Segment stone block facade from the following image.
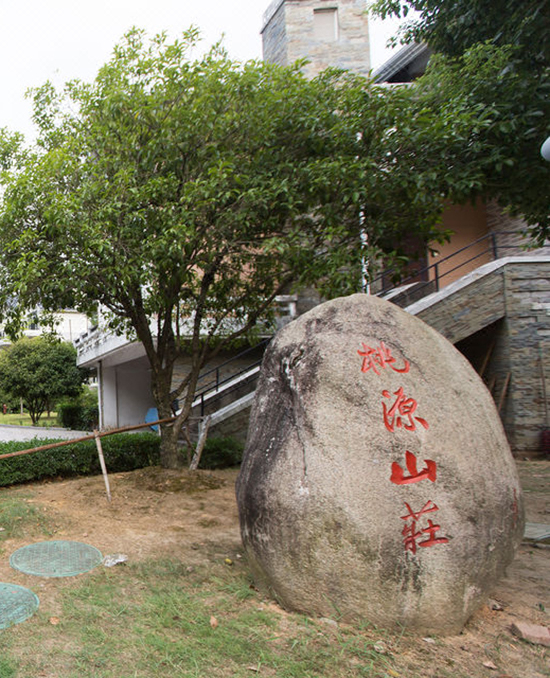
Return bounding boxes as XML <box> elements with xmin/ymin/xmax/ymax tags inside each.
<box><xmin>409</xmin><ymin>259</ymin><xmax>550</xmax><ymax>457</ymax></box>
<box><xmin>502</xmin><ymin>263</ymin><xmax>550</xmax><ymax>455</ymax></box>
<box><xmin>262</xmin><ymin>0</ymin><xmax>370</xmax><ymax>78</ymax></box>
<box><xmin>209</xmin><ymin>405</ymin><xmax>252</xmax><ymax>444</ymax></box>
<box><xmin>487</xmin><ymin>201</ymin><xmax>550</xmax><ymax>258</ymax></box>
<box><xmin>411</xmin><ymin>269</ymin><xmax>506</xmax><ymax>346</ymax></box>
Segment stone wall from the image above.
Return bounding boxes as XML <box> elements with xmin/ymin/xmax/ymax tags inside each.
<box><xmin>261</xmin><ymin>0</ymin><xmax>288</xmax><ymax>66</ymax></box>
<box><xmin>171</xmin><ymin>342</ymin><xmax>268</xmax><ymax>441</ymax></box>
<box><xmin>486</xmin><ymin>201</ymin><xmax>550</xmax><ymax>257</ymax></box>
<box><xmin>502</xmin><ymin>262</ymin><xmax>550</xmax><ymax>454</ymax></box>
<box><xmin>408</xmin><ymin>259</ymin><xmax>550</xmax><ymax>456</ymax></box>
<box><xmin>171</xmin><ymin>343</ymin><xmax>267</xmax><ymax>401</ymax></box>
<box><xmin>209</xmin><ymin>404</ymin><xmax>252</xmax><ymax>444</ymax></box>
<box><xmin>410</xmin><ymin>264</ymin><xmax>507</xmax><ymax>345</ymax></box>
<box><xmin>262</xmin><ymin>0</ymin><xmax>370</xmax><ymax>78</ymax></box>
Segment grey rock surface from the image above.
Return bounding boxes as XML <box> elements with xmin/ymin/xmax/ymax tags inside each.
<box><xmin>236</xmin><ymin>294</ymin><xmax>524</xmax><ymax>635</ymax></box>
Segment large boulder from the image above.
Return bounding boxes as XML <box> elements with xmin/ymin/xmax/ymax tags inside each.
<box><xmin>236</xmin><ymin>294</ymin><xmax>524</xmax><ymax>635</ymax></box>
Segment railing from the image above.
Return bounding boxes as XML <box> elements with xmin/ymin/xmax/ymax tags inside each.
<box><xmin>189</xmin><ymin>338</ymin><xmax>271</xmax><ymax>416</ymax></box>
<box><xmin>370</xmin><ymin>231</ymin><xmax>539</xmax><ymax>307</ymax></box>
<box><xmin>194</xmin><ymin>367</ymin><xmax>261</xmax><ymax>418</ymax></box>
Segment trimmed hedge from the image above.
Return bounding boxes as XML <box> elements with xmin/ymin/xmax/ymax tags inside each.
<box><xmin>57</xmin><ymin>402</ymin><xmax>99</xmax><ymax>431</ymax></box>
<box><xmin>199</xmin><ymin>436</ymin><xmax>244</xmax><ymax>469</ymax></box>
<box><xmin>0</xmin><ymin>433</ymin><xmax>161</xmax><ymax>487</ymax></box>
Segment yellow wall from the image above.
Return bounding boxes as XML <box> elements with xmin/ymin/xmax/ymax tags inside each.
<box><xmin>428</xmin><ymin>202</ymin><xmax>490</xmax><ymax>288</ymax></box>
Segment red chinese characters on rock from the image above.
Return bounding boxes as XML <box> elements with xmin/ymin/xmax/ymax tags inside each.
<box><xmin>357</xmin><ymin>341</ymin><xmax>410</xmax><ymax>376</ymax></box>
<box><xmin>390</xmin><ymin>450</ymin><xmax>436</xmax><ymax>485</ymax></box>
<box><xmin>382</xmin><ymin>387</ymin><xmax>429</xmax><ymax>433</ymax></box>
<box><xmin>401</xmin><ymin>501</ymin><xmax>449</xmax><ymax>555</ymax></box>
<box><xmin>357</xmin><ymin>339</ymin><xmax>449</xmax><ymax>555</ymax></box>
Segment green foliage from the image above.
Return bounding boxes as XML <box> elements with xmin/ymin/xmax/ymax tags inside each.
<box><xmin>370</xmin><ymin>0</ymin><xmax>549</xmax><ymax>62</ymax></box>
<box><xmin>0</xmin><ymin>388</ymin><xmax>20</xmax><ymax>415</ymax></box>
<box><xmin>0</xmin><ymin>337</ymin><xmax>86</xmax><ymax>425</ymax></box>
<box><xmin>370</xmin><ymin>0</ymin><xmax>550</xmax><ymax>243</ymax></box>
<box><xmin>413</xmin><ymin>43</ymin><xmax>550</xmax><ymax>242</ymax></box>
<box><xmin>57</xmin><ymin>388</ymin><xmax>99</xmax><ymax>430</ymax></box>
<box><xmin>0</xmin><ymin>28</ymin><xmax>531</xmax><ymax>465</ymax></box>
<box><xmin>0</xmin><ymin>433</ymin><xmax>160</xmax><ymax>487</ymax></box>
<box><xmin>198</xmin><ymin>435</ymin><xmax>244</xmax><ymax>469</ymax></box>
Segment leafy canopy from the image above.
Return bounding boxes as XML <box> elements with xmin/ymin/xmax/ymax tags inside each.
<box><xmin>371</xmin><ymin>0</ymin><xmax>549</xmax><ymax>63</ymax></box>
<box><xmin>371</xmin><ymin>0</ymin><xmax>550</xmax><ymax>244</ymax></box>
<box><xmin>0</xmin><ymin>28</ymin><xmax>514</xmax><ymax>465</ymax></box>
<box><xmin>0</xmin><ymin>337</ymin><xmax>86</xmax><ymax>425</ymax></box>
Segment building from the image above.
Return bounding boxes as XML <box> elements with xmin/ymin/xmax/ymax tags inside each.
<box><xmin>75</xmin><ymin>0</ymin><xmax>549</xmax><ymax>457</ymax></box>
<box><xmin>0</xmin><ymin>309</ymin><xmax>92</xmax><ymax>347</ymax></box>
<box><xmin>261</xmin><ymin>0</ymin><xmax>550</xmax><ymax>456</ymax></box>
<box><xmin>262</xmin><ymin>0</ymin><xmax>371</xmax><ymax>78</ymax></box>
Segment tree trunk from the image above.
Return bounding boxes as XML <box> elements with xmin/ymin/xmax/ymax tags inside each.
<box><xmin>146</xmin><ymin>322</ymin><xmax>206</xmax><ymax>469</ymax></box>
<box><xmin>159</xmin><ymin>423</ymin><xmax>184</xmax><ymax>469</ymax></box>
<box><xmin>150</xmin><ymin>362</ymin><xmax>183</xmax><ymax>468</ymax></box>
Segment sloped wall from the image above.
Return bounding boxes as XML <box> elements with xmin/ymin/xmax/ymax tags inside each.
<box><xmin>410</xmin><ymin>259</ymin><xmax>550</xmax><ymax>456</ymax></box>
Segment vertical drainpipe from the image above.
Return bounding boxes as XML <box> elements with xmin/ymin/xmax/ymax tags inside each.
<box><xmin>97</xmin><ymin>360</ymin><xmax>104</xmax><ymax>430</ymax></box>
<box><xmin>357</xmin><ymin>130</ymin><xmax>370</xmax><ymax>294</ymax></box>
<box><xmin>360</xmin><ymin>217</ymin><xmax>370</xmax><ymax>294</ymax></box>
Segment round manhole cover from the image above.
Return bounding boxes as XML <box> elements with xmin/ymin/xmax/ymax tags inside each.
<box><xmin>0</xmin><ymin>583</ymin><xmax>39</xmax><ymax>629</ymax></box>
<box><xmin>10</xmin><ymin>540</ymin><xmax>103</xmax><ymax>578</ymax></box>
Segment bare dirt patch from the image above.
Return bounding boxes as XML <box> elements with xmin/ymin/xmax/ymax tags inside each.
<box><xmin>0</xmin><ymin>460</ymin><xmax>548</xmax><ymax>678</ymax></box>
<box><xmin>2</xmin><ymin>466</ymin><xmax>241</xmax><ymax>564</ymax></box>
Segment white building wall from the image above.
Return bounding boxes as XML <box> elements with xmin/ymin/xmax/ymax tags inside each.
<box><xmin>99</xmin><ymin>358</ymin><xmax>154</xmax><ymax>430</ymax></box>
<box><xmin>53</xmin><ymin>311</ymin><xmax>92</xmax><ymax>343</ymax></box>
<box><xmin>100</xmin><ymin>364</ymin><xmax>119</xmax><ymax>429</ymax></box>
<box><xmin>4</xmin><ymin>310</ymin><xmax>92</xmax><ymax>345</ymax></box>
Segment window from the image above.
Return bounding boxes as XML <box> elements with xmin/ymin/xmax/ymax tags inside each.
<box><xmin>313</xmin><ymin>8</ymin><xmax>338</xmax><ymax>41</ymax></box>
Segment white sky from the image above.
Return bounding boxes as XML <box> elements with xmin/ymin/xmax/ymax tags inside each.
<box><xmin>0</xmin><ymin>0</ymin><xmax>401</xmax><ymax>141</ymax></box>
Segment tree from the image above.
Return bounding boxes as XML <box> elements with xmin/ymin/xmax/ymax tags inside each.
<box><xmin>0</xmin><ymin>337</ymin><xmax>86</xmax><ymax>424</ymax></box>
<box><xmin>371</xmin><ymin>0</ymin><xmax>550</xmax><ymax>244</ymax></box>
<box><xmin>371</xmin><ymin>0</ymin><xmax>549</xmax><ymax>62</ymax></box>
<box><xmin>0</xmin><ymin>29</ymin><xmax>509</xmax><ymax>467</ymax></box>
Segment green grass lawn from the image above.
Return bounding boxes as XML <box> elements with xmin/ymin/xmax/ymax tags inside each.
<box><xmin>0</xmin><ymin>547</ymin><xmax>393</xmax><ymax>678</ymax></box>
<box><xmin>0</xmin><ymin>412</ymin><xmax>59</xmax><ymax>427</ymax></box>
<box><xmin>0</xmin><ymin>493</ymin><xmax>395</xmax><ymax>678</ymax></box>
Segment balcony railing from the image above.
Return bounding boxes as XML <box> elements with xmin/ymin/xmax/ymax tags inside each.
<box><xmin>371</xmin><ymin>231</ymin><xmax>544</xmax><ymax>308</ymax></box>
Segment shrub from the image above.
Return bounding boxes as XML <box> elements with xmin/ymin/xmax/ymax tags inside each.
<box><xmin>57</xmin><ymin>402</ymin><xmax>99</xmax><ymax>430</ymax></box>
<box><xmin>57</xmin><ymin>389</ymin><xmax>99</xmax><ymax>430</ymax></box>
<box><xmin>0</xmin><ymin>433</ymin><xmax>161</xmax><ymax>487</ymax></box>
<box><xmin>199</xmin><ymin>436</ymin><xmax>244</xmax><ymax>469</ymax></box>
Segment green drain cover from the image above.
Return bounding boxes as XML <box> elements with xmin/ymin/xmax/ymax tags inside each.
<box><xmin>10</xmin><ymin>540</ymin><xmax>103</xmax><ymax>578</ymax></box>
<box><xmin>0</xmin><ymin>583</ymin><xmax>39</xmax><ymax>629</ymax></box>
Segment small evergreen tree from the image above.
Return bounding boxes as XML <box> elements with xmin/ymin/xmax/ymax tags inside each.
<box><xmin>0</xmin><ymin>337</ymin><xmax>86</xmax><ymax>424</ymax></box>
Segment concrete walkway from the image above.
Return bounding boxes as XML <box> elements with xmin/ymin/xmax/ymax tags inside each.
<box><xmin>0</xmin><ymin>424</ymin><xmax>91</xmax><ymax>443</ymax></box>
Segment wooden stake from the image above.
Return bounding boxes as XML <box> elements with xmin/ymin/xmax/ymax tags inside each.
<box><xmin>479</xmin><ymin>340</ymin><xmax>495</xmax><ymax>379</ymax></box>
<box><xmin>189</xmin><ymin>415</ymin><xmax>212</xmax><ymax>471</ymax></box>
<box><xmin>498</xmin><ymin>373</ymin><xmax>511</xmax><ymax>413</ymax></box>
<box><xmin>94</xmin><ymin>429</ymin><xmax>112</xmax><ymax>502</ymax></box>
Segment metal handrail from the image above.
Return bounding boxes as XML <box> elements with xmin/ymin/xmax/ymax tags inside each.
<box><xmin>371</xmin><ymin>231</ymin><xmax>529</xmax><ymax>300</ymax></box>
<box><xmin>186</xmin><ymin>232</ymin><xmax>535</xmax><ymax>412</ymax></box>
<box><xmin>195</xmin><ymin>366</ymin><xmax>262</xmax><ymax>417</ymax></box>
<box><xmin>194</xmin><ymin>338</ymin><xmax>270</xmax><ymax>398</ymax></box>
